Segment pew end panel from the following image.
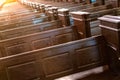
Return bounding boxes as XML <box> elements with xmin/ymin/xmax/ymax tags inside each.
<box><xmin>71</xmin><ymin>11</ymin><xmax>91</xmax><ymax>38</ymax></box>
<box><xmin>99</xmin><ymin>16</ymin><xmax>120</xmax><ymax>55</ymax></box>
<box><xmin>58</xmin><ymin>8</ymin><xmax>71</xmax><ymax>26</ymax></box>
<box><xmin>47</xmin><ymin>7</ymin><xmax>59</xmax><ymax>21</ymax></box>
<box><xmin>99</xmin><ymin>15</ymin><xmax>120</xmax><ymax>74</ymax></box>
<box><xmin>71</xmin><ymin>7</ymin><xmax>118</xmax><ymax>39</ymax></box>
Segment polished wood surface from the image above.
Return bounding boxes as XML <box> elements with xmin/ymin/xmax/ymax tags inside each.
<box><xmin>0</xmin><ymin>20</ymin><xmax>62</xmax><ymax>40</ymax></box>
<box><xmin>0</xmin><ymin>0</ymin><xmax>120</xmax><ymax>80</ymax></box>
<box><xmin>0</xmin><ymin>36</ymin><xmax>110</xmax><ymax>80</ymax></box>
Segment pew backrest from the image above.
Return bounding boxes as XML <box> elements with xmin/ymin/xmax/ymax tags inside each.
<box><xmin>0</xmin><ymin>20</ymin><xmax>62</xmax><ymax>40</ymax></box>
<box><xmin>81</xmin><ymin>4</ymin><xmax>113</xmax><ymax>13</ymax></box>
<box><xmin>0</xmin><ymin>36</ymin><xmax>108</xmax><ymax>80</ymax></box>
<box><xmin>0</xmin><ymin>26</ymin><xmax>78</xmax><ymax>57</ymax></box>
<box><xmin>89</xmin><ymin>8</ymin><xmax>117</xmax><ymax>21</ymax></box>
<box><xmin>0</xmin><ymin>11</ymin><xmax>41</xmax><ymax>22</ymax></box>
<box><xmin>0</xmin><ymin>16</ymin><xmax>49</xmax><ymax>30</ymax></box>
<box><xmin>68</xmin><ymin>4</ymin><xmax>96</xmax><ymax>12</ymax></box>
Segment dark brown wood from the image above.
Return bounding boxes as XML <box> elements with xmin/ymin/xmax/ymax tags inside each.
<box><xmin>86</xmin><ymin>0</ymin><xmax>91</xmax><ymax>4</ymax></box>
<box><xmin>0</xmin><ymin>20</ymin><xmax>62</xmax><ymax>40</ymax></box>
<box><xmin>96</xmin><ymin>0</ymin><xmax>105</xmax><ymax>5</ymax></box>
<box><xmin>0</xmin><ymin>36</ymin><xmax>108</xmax><ymax>80</ymax></box>
<box><xmin>58</xmin><ymin>8</ymin><xmax>70</xmax><ymax>26</ymax></box>
<box><xmin>81</xmin><ymin>4</ymin><xmax>113</xmax><ymax>12</ymax></box>
<box><xmin>70</xmin><ymin>5</ymin><xmax>116</xmax><ymax>39</ymax></box>
<box><xmin>117</xmin><ymin>0</ymin><xmax>120</xmax><ymax>7</ymax></box>
<box><xmin>0</xmin><ymin>26</ymin><xmax>78</xmax><ymax>57</ymax></box>
<box><xmin>0</xmin><ymin>10</ymin><xmax>36</xmax><ymax>20</ymax></box>
<box><xmin>48</xmin><ymin>7</ymin><xmax>59</xmax><ymax>20</ymax></box>
<box><xmin>0</xmin><ymin>16</ymin><xmax>49</xmax><ymax>31</ymax></box>
<box><xmin>40</xmin><ymin>4</ymin><xmax>46</xmax><ymax>13</ymax></box>
<box><xmin>22</xmin><ymin>0</ymin><xmax>83</xmax><ymax>8</ymax></box>
<box><xmin>71</xmin><ymin>11</ymin><xmax>91</xmax><ymax>38</ymax></box>
<box><xmin>99</xmin><ymin>15</ymin><xmax>120</xmax><ymax>74</ymax></box>
<box><xmin>5</xmin><ymin>1</ymin><xmax>119</xmax><ymax>80</ymax></box>
<box><xmin>99</xmin><ymin>15</ymin><xmax>120</xmax><ymax>55</ymax></box>
<box><xmin>68</xmin><ymin>3</ymin><xmax>99</xmax><ymax>12</ymax></box>
<box><xmin>0</xmin><ymin>12</ymin><xmax>43</xmax><ymax>24</ymax></box>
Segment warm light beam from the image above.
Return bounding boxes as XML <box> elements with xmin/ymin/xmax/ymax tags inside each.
<box><xmin>0</xmin><ymin>0</ymin><xmax>6</xmax><ymax>5</ymax></box>
<box><xmin>5</xmin><ymin>0</ymin><xmax>16</xmax><ymax>3</ymax></box>
<box><xmin>0</xmin><ymin>0</ymin><xmax>16</xmax><ymax>7</ymax></box>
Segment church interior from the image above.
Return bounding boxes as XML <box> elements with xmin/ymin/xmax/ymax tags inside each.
<box><xmin>0</xmin><ymin>0</ymin><xmax>120</xmax><ymax>80</ymax></box>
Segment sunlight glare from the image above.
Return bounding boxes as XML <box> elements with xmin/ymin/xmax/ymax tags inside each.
<box><xmin>0</xmin><ymin>0</ymin><xmax>6</xmax><ymax>5</ymax></box>
<box><xmin>0</xmin><ymin>0</ymin><xmax>16</xmax><ymax>5</ymax></box>
<box><xmin>5</xmin><ymin>0</ymin><xmax>16</xmax><ymax>3</ymax></box>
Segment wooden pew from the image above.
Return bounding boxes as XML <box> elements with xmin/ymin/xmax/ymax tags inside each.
<box><xmin>17</xmin><ymin>1</ymin><xmax>116</xmax><ymax>40</ymax></box>
<box><xmin>0</xmin><ymin>12</ymin><xmax>44</xmax><ymax>23</ymax></box>
<box><xmin>67</xmin><ymin>2</ymin><xmax>99</xmax><ymax>12</ymax></box>
<box><xmin>33</xmin><ymin>1</ymin><xmax>97</xmax><ymax>12</ymax></box>
<box><xmin>57</xmin><ymin>3</ymin><xmax>99</xmax><ymax>26</ymax></box>
<box><xmin>0</xmin><ymin>9</ymin><xmax>31</xmax><ymax>17</ymax></box>
<box><xmin>0</xmin><ymin>6</ymin><xmax>62</xmax><ymax>31</ymax></box>
<box><xmin>56</xmin><ymin>4</ymin><xmax>115</xmax><ymax>37</ymax></box>
<box><xmin>81</xmin><ymin>4</ymin><xmax>113</xmax><ymax>12</ymax></box>
<box><xmin>0</xmin><ymin>26</ymin><xmax>79</xmax><ymax>57</ymax></box>
<box><xmin>104</xmin><ymin>0</ymin><xmax>120</xmax><ymax>7</ymax></box>
<box><xmin>22</xmin><ymin>0</ymin><xmax>83</xmax><ymax>8</ymax></box>
<box><xmin>0</xmin><ymin>16</ymin><xmax>49</xmax><ymax>30</ymax></box>
<box><xmin>70</xmin><ymin>6</ymin><xmax>116</xmax><ymax>39</ymax></box>
<box><xmin>0</xmin><ymin>20</ymin><xmax>62</xmax><ymax>40</ymax></box>
<box><xmin>21</xmin><ymin>0</ymin><xmax>68</xmax><ymax>7</ymax></box>
<box><xmin>98</xmin><ymin>15</ymin><xmax>120</xmax><ymax>55</ymax></box>
<box><xmin>22</xmin><ymin>2</ymin><xmax>43</xmax><ymax>12</ymax></box>
<box><xmin>57</xmin><ymin>3</ymin><xmax>83</xmax><ymax>8</ymax></box>
<box><xmin>0</xmin><ymin>36</ymin><xmax>112</xmax><ymax>80</ymax></box>
<box><xmin>0</xmin><ymin>2</ymin><xmax>44</xmax><ymax>21</ymax></box>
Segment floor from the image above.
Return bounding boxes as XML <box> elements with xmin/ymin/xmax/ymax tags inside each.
<box><xmin>55</xmin><ymin>66</ymin><xmax>120</xmax><ymax>80</ymax></box>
